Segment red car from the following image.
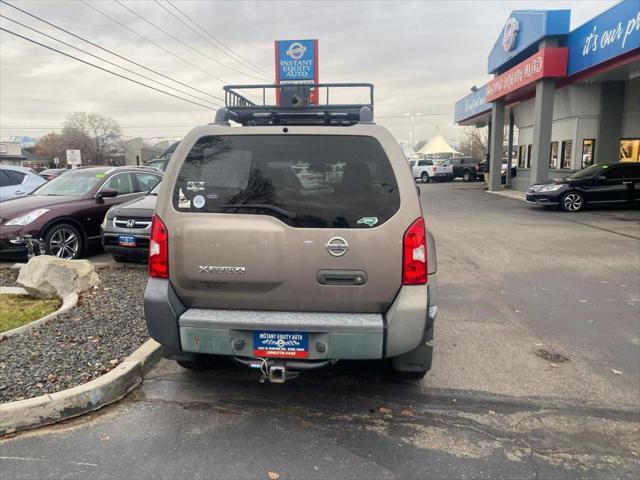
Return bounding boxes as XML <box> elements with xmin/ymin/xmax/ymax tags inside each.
<box><xmin>0</xmin><ymin>166</ymin><xmax>162</xmax><ymax>259</ymax></box>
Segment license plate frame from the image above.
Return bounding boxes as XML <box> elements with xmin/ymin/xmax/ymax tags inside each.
<box><xmin>253</xmin><ymin>331</ymin><xmax>309</xmax><ymax>359</ymax></box>
<box><xmin>117</xmin><ymin>235</ymin><xmax>136</xmax><ymax>247</ymax></box>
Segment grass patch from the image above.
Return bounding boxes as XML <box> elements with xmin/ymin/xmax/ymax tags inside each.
<box><xmin>0</xmin><ymin>294</ymin><xmax>61</xmax><ymax>333</ymax></box>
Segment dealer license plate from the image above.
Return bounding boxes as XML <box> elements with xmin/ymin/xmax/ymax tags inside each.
<box><xmin>253</xmin><ymin>331</ymin><xmax>309</xmax><ymax>359</ymax></box>
<box><xmin>117</xmin><ymin>235</ymin><xmax>136</xmax><ymax>247</ymax></box>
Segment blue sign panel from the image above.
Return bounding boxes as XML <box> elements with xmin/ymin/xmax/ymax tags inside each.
<box><xmin>567</xmin><ymin>0</ymin><xmax>640</xmax><ymax>76</ymax></box>
<box><xmin>488</xmin><ymin>10</ymin><xmax>570</xmax><ymax>74</ymax></box>
<box><xmin>454</xmin><ymin>85</ymin><xmax>491</xmax><ymax>123</ymax></box>
<box><xmin>276</xmin><ymin>39</ymin><xmax>317</xmax><ymax>82</ymax></box>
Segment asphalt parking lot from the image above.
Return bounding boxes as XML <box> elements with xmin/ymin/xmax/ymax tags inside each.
<box><xmin>1</xmin><ymin>183</ymin><xmax>639</xmax><ymax>479</ymax></box>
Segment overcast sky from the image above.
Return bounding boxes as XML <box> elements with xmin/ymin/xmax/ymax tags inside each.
<box><xmin>0</xmin><ymin>0</ymin><xmax>617</xmax><ymax>145</ymax></box>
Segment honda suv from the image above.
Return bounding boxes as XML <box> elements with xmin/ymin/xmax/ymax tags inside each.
<box><xmin>144</xmin><ymin>84</ymin><xmax>438</xmax><ymax>382</ymax></box>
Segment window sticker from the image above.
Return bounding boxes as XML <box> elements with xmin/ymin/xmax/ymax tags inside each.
<box><xmin>357</xmin><ymin>217</ymin><xmax>379</xmax><ymax>227</ymax></box>
<box><xmin>187</xmin><ymin>180</ymin><xmax>205</xmax><ymax>192</ymax></box>
<box><xmin>206</xmin><ymin>192</ymin><xmax>219</xmax><ymax>200</ymax></box>
<box><xmin>96</xmin><ymin>173</ymin><xmax>105</xmax><ymax>179</ymax></box>
<box><xmin>192</xmin><ymin>195</ymin><xmax>206</xmax><ymax>209</ymax></box>
<box><xmin>178</xmin><ymin>188</ymin><xmax>190</xmax><ymax>209</ymax></box>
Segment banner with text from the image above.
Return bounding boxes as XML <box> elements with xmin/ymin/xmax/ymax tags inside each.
<box><xmin>486</xmin><ymin>48</ymin><xmax>568</xmax><ymax>102</ymax></box>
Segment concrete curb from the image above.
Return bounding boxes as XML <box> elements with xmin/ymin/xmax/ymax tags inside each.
<box><xmin>0</xmin><ymin>286</ymin><xmax>28</xmax><ymax>295</ymax></box>
<box><xmin>486</xmin><ymin>190</ymin><xmax>527</xmax><ymax>202</ymax></box>
<box><xmin>0</xmin><ymin>339</ymin><xmax>162</xmax><ymax>435</ymax></box>
<box><xmin>0</xmin><ymin>293</ymin><xmax>78</xmax><ymax>339</ymax></box>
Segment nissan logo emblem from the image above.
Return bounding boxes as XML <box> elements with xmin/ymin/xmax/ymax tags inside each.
<box><xmin>326</xmin><ymin>237</ymin><xmax>349</xmax><ymax>257</ymax></box>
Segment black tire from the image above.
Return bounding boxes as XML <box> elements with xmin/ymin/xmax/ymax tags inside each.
<box><xmin>112</xmin><ymin>255</ymin><xmax>129</xmax><ymax>263</ymax></box>
<box><xmin>392</xmin><ymin>370</ymin><xmax>427</xmax><ymax>380</ymax></box>
<box><xmin>44</xmin><ymin>223</ymin><xmax>83</xmax><ymax>259</ymax></box>
<box><xmin>177</xmin><ymin>360</ymin><xmax>210</xmax><ymax>371</ymax></box>
<box><xmin>421</xmin><ymin>172</ymin><xmax>430</xmax><ymax>184</ymax></box>
<box><xmin>462</xmin><ymin>171</ymin><xmax>472</xmax><ymax>182</ymax></box>
<box><xmin>561</xmin><ymin>191</ymin><xmax>585</xmax><ymax>212</ymax></box>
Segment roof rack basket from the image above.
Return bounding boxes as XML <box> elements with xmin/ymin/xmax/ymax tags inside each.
<box><xmin>215</xmin><ymin>83</ymin><xmax>374</xmax><ymax>126</ymax></box>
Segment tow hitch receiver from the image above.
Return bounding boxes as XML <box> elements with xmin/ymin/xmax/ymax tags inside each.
<box><xmin>240</xmin><ymin>357</ymin><xmax>334</xmax><ymax>383</ymax></box>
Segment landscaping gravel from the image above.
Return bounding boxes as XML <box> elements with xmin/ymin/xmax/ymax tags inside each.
<box><xmin>0</xmin><ymin>267</ymin><xmax>149</xmax><ymax>403</ymax></box>
<box><xmin>0</xmin><ymin>267</ymin><xmax>19</xmax><ymax>287</ymax></box>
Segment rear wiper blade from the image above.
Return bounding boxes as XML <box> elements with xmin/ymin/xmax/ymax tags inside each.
<box><xmin>221</xmin><ymin>203</ymin><xmax>297</xmax><ymax>220</ymax></box>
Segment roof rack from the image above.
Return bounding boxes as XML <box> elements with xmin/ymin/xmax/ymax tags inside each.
<box><xmin>214</xmin><ymin>83</ymin><xmax>374</xmax><ymax>126</ymax></box>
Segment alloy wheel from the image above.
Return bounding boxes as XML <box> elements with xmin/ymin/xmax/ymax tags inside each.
<box><xmin>49</xmin><ymin>228</ymin><xmax>80</xmax><ymax>259</ymax></box>
<box><xmin>563</xmin><ymin>192</ymin><xmax>583</xmax><ymax>212</ymax></box>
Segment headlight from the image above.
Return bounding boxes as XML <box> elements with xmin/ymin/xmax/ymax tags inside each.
<box><xmin>540</xmin><ymin>184</ymin><xmax>565</xmax><ymax>192</ymax></box>
<box><xmin>5</xmin><ymin>208</ymin><xmax>50</xmax><ymax>226</ymax></box>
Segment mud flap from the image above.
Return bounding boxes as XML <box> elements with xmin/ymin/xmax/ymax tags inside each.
<box><xmin>391</xmin><ymin>325</ymin><xmax>433</xmax><ymax>374</ymax></box>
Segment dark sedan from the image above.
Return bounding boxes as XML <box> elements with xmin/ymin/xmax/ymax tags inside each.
<box><xmin>101</xmin><ymin>182</ymin><xmax>158</xmax><ymax>262</ymax></box>
<box><xmin>526</xmin><ymin>162</ymin><xmax>640</xmax><ymax>212</ymax></box>
<box><xmin>39</xmin><ymin>168</ymin><xmax>69</xmax><ymax>181</ymax></box>
<box><xmin>0</xmin><ymin>166</ymin><xmax>162</xmax><ymax>259</ymax></box>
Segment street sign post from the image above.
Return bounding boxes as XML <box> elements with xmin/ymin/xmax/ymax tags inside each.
<box><xmin>66</xmin><ymin>149</ymin><xmax>81</xmax><ymax>168</ymax></box>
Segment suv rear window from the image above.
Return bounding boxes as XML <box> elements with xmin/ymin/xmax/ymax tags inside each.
<box><xmin>173</xmin><ymin>135</ymin><xmax>400</xmax><ymax>228</ymax></box>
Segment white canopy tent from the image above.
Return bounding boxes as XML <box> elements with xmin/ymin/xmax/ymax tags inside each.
<box><xmin>417</xmin><ymin>135</ymin><xmax>461</xmax><ymax>158</ymax></box>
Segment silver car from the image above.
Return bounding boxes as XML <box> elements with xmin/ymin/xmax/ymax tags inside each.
<box><xmin>0</xmin><ymin>166</ymin><xmax>46</xmax><ymax>202</ymax></box>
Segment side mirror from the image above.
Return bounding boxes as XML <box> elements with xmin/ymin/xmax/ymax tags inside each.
<box><xmin>96</xmin><ymin>188</ymin><xmax>118</xmax><ymax>201</ymax></box>
<box><xmin>416</xmin><ymin>185</ymin><xmax>421</xmax><ymax>196</ymax></box>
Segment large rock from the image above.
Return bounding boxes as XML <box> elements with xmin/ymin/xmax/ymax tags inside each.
<box><xmin>17</xmin><ymin>255</ymin><xmax>100</xmax><ymax>299</ymax></box>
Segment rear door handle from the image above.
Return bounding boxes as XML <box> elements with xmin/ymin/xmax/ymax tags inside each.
<box><xmin>317</xmin><ymin>269</ymin><xmax>368</xmax><ymax>285</ymax></box>
<box><xmin>622</xmin><ymin>181</ymin><xmax>632</xmax><ymax>185</ymax></box>
<box><xmin>14</xmin><ymin>190</ymin><xmax>25</xmax><ymax>195</ymax></box>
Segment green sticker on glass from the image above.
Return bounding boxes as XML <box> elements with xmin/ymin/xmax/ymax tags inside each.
<box><xmin>601</xmin><ymin>165</ymin><xmax>608</xmax><ymax>168</ymax></box>
<box><xmin>357</xmin><ymin>217</ymin><xmax>379</xmax><ymax>227</ymax></box>
<box><xmin>96</xmin><ymin>173</ymin><xmax>105</xmax><ymax>179</ymax></box>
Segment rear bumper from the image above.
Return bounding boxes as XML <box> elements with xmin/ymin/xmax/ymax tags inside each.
<box><xmin>144</xmin><ymin>277</ymin><xmax>437</xmax><ymax>361</ymax></box>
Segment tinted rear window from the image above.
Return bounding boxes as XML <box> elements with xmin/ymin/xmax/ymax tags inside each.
<box><xmin>173</xmin><ymin>135</ymin><xmax>400</xmax><ymax>228</ymax></box>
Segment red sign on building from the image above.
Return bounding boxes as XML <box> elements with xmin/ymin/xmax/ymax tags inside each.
<box><xmin>486</xmin><ymin>47</ymin><xmax>568</xmax><ymax>102</ymax></box>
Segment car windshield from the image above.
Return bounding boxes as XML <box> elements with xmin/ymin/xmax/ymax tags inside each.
<box><xmin>32</xmin><ymin>170</ymin><xmax>106</xmax><ymax>196</ymax></box>
<box><xmin>568</xmin><ymin>164</ymin><xmax>607</xmax><ymax>180</ymax></box>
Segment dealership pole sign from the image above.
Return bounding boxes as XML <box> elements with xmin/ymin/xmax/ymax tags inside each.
<box><xmin>486</xmin><ymin>48</ymin><xmax>568</xmax><ymax>102</ymax></box>
<box><xmin>275</xmin><ymin>39</ymin><xmax>319</xmax><ymax>104</ymax></box>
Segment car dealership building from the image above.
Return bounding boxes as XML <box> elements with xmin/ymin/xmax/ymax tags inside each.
<box><xmin>454</xmin><ymin>0</ymin><xmax>640</xmax><ymax>192</ymax></box>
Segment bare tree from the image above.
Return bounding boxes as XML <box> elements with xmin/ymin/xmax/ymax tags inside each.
<box><xmin>460</xmin><ymin>126</ymin><xmax>516</xmax><ymax>160</ymax></box>
<box><xmin>61</xmin><ymin>112</ymin><xmax>121</xmax><ymax>165</ymax></box>
<box><xmin>35</xmin><ymin>132</ymin><xmax>67</xmax><ymax>165</ymax></box>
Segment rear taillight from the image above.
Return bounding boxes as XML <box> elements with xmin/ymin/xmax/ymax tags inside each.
<box><xmin>433</xmin><ymin>166</ymin><xmax>437</xmax><ymax>172</ymax></box>
<box><xmin>149</xmin><ymin>214</ymin><xmax>168</xmax><ymax>278</ymax></box>
<box><xmin>402</xmin><ymin>217</ymin><xmax>427</xmax><ymax>285</ymax></box>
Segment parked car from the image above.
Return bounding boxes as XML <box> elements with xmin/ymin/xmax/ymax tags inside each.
<box><xmin>0</xmin><ymin>166</ymin><xmax>162</xmax><ymax>259</ymax></box>
<box><xmin>101</xmin><ymin>182</ymin><xmax>159</xmax><ymax>262</ymax></box>
<box><xmin>526</xmin><ymin>162</ymin><xmax>640</xmax><ymax>212</ymax></box>
<box><xmin>0</xmin><ymin>166</ymin><xmax>47</xmax><ymax>202</ymax></box>
<box><xmin>145</xmin><ymin>106</ymin><xmax>438</xmax><ymax>381</ymax></box>
<box><xmin>144</xmin><ymin>141</ymin><xmax>180</xmax><ymax>172</ymax></box>
<box><xmin>39</xmin><ymin>168</ymin><xmax>69</xmax><ymax>181</ymax></box>
<box><xmin>411</xmin><ymin>158</ymin><xmax>451</xmax><ymax>183</ymax></box>
<box><xmin>144</xmin><ymin>158</ymin><xmax>169</xmax><ymax>172</ymax></box>
<box><xmin>451</xmin><ymin>157</ymin><xmax>481</xmax><ymax>182</ymax></box>
<box><xmin>477</xmin><ymin>159</ymin><xmax>517</xmax><ymax>183</ymax></box>
<box><xmin>433</xmin><ymin>159</ymin><xmax>455</xmax><ymax>181</ymax></box>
